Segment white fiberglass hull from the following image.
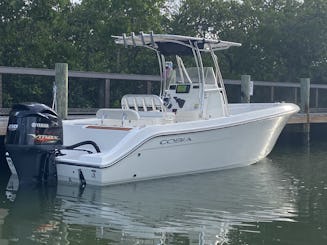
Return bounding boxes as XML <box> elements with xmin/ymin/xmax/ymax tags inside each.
<box><xmin>56</xmin><ymin>103</ymin><xmax>299</xmax><ymax>186</ymax></box>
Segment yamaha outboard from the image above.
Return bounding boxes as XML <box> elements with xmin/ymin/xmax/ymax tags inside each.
<box><xmin>5</xmin><ymin>103</ymin><xmax>63</xmax><ymax>185</ymax></box>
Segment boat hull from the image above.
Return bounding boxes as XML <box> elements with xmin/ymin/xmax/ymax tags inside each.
<box><xmin>56</xmin><ymin>111</ymin><xmax>291</xmax><ymax>186</ymax></box>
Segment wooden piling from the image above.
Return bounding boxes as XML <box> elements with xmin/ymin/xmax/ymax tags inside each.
<box><xmin>147</xmin><ymin>81</ymin><xmax>152</xmax><ymax>94</ymax></box>
<box><xmin>294</xmin><ymin>87</ymin><xmax>298</xmax><ymax>104</ymax></box>
<box><xmin>98</xmin><ymin>79</ymin><xmax>111</xmax><ymax>108</ymax></box>
<box><xmin>241</xmin><ymin>75</ymin><xmax>251</xmax><ymax>103</ymax></box>
<box><xmin>270</xmin><ymin>86</ymin><xmax>274</xmax><ymax>102</ymax></box>
<box><xmin>55</xmin><ymin>63</ymin><xmax>68</xmax><ymax>119</ymax></box>
<box><xmin>104</xmin><ymin>79</ymin><xmax>111</xmax><ymax>107</ymax></box>
<box><xmin>315</xmin><ymin>88</ymin><xmax>319</xmax><ymax>108</ymax></box>
<box><xmin>300</xmin><ymin>77</ymin><xmax>310</xmax><ymax>136</ymax></box>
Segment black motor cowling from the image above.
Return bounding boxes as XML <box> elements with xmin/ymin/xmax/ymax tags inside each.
<box><xmin>5</xmin><ymin>102</ymin><xmax>63</xmax><ymax>185</ymax></box>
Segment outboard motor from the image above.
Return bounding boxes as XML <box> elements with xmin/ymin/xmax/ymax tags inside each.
<box><xmin>5</xmin><ymin>103</ymin><xmax>63</xmax><ymax>185</ymax></box>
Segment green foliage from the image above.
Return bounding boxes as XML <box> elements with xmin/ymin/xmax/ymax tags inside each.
<box><xmin>171</xmin><ymin>0</ymin><xmax>327</xmax><ymax>83</ymax></box>
<box><xmin>0</xmin><ymin>0</ymin><xmax>166</xmax><ymax>107</ymax></box>
<box><xmin>0</xmin><ymin>0</ymin><xmax>327</xmax><ymax>108</ymax></box>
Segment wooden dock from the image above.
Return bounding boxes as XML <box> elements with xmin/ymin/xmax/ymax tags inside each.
<box><xmin>288</xmin><ymin>112</ymin><xmax>327</xmax><ymax>124</ymax></box>
<box><xmin>1</xmin><ymin>112</ymin><xmax>326</xmax><ymax>136</ymax></box>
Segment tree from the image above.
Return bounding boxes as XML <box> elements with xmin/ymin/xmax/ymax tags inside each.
<box><xmin>66</xmin><ymin>0</ymin><xmax>167</xmax><ymax>106</ymax></box>
<box><xmin>2</xmin><ymin>0</ymin><xmax>327</xmax><ymax>108</ymax></box>
<box><xmin>0</xmin><ymin>0</ymin><xmax>77</xmax><ymax>107</ymax></box>
<box><xmin>68</xmin><ymin>0</ymin><xmax>166</xmax><ymax>73</ymax></box>
<box><xmin>169</xmin><ymin>0</ymin><xmax>327</xmax><ymax>83</ymax></box>
<box><xmin>0</xmin><ymin>0</ymin><xmax>75</xmax><ymax>67</ymax></box>
<box><xmin>0</xmin><ymin>0</ymin><xmax>167</xmax><ymax>107</ymax></box>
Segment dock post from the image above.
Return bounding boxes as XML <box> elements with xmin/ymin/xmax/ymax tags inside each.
<box><xmin>98</xmin><ymin>79</ymin><xmax>110</xmax><ymax>107</ymax></box>
<box><xmin>241</xmin><ymin>75</ymin><xmax>252</xmax><ymax>103</ymax></box>
<box><xmin>55</xmin><ymin>63</ymin><xmax>68</xmax><ymax>119</ymax></box>
<box><xmin>147</xmin><ymin>81</ymin><xmax>152</xmax><ymax>94</ymax></box>
<box><xmin>104</xmin><ymin>79</ymin><xmax>110</xmax><ymax>107</ymax></box>
<box><xmin>300</xmin><ymin>77</ymin><xmax>310</xmax><ymax>137</ymax></box>
<box><xmin>270</xmin><ymin>86</ymin><xmax>275</xmax><ymax>102</ymax></box>
<box><xmin>315</xmin><ymin>88</ymin><xmax>319</xmax><ymax>108</ymax></box>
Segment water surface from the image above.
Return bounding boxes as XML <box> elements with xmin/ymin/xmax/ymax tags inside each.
<box><xmin>0</xmin><ymin>139</ymin><xmax>327</xmax><ymax>244</ymax></box>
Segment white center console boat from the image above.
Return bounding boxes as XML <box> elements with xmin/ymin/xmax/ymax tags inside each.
<box><xmin>5</xmin><ymin>33</ymin><xmax>299</xmax><ymax>186</ymax></box>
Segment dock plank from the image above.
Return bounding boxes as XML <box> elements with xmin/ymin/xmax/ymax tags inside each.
<box><xmin>287</xmin><ymin>113</ymin><xmax>327</xmax><ymax>124</ymax></box>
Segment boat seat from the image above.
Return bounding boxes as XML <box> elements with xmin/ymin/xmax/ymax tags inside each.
<box><xmin>96</xmin><ymin>108</ymin><xmax>140</xmax><ymax>120</ymax></box>
<box><xmin>121</xmin><ymin>94</ymin><xmax>165</xmax><ymax>112</ymax></box>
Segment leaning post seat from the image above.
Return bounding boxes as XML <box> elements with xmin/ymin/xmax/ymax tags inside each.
<box><xmin>96</xmin><ymin>108</ymin><xmax>140</xmax><ymax>121</ymax></box>
<box><xmin>121</xmin><ymin>94</ymin><xmax>175</xmax><ymax>121</ymax></box>
<box><xmin>121</xmin><ymin>94</ymin><xmax>166</xmax><ymax>112</ymax></box>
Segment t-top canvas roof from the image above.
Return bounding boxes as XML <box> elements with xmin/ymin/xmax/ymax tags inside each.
<box><xmin>112</xmin><ymin>32</ymin><xmax>241</xmax><ymax>56</ymax></box>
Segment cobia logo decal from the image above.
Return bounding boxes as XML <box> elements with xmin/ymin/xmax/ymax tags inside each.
<box><xmin>160</xmin><ymin>137</ymin><xmax>192</xmax><ymax>145</ymax></box>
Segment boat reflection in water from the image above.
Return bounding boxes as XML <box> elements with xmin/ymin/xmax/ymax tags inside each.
<box><xmin>4</xmin><ymin>158</ymin><xmax>297</xmax><ymax>244</ymax></box>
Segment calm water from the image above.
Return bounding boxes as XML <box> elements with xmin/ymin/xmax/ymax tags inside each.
<box><xmin>0</xmin><ymin>137</ymin><xmax>327</xmax><ymax>244</ymax></box>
